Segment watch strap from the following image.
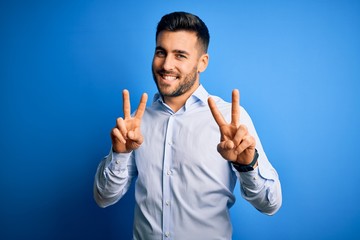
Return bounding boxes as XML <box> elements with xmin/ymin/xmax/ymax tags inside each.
<box><xmin>232</xmin><ymin>149</ymin><xmax>259</xmax><ymax>172</ymax></box>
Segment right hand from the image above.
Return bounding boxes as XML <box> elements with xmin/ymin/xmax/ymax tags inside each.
<box><xmin>111</xmin><ymin>89</ymin><xmax>148</xmax><ymax>153</ymax></box>
<box><xmin>208</xmin><ymin>89</ymin><xmax>256</xmax><ymax>165</ymax></box>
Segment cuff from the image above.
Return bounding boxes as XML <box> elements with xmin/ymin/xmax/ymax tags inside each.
<box><xmin>106</xmin><ymin>149</ymin><xmax>132</xmax><ymax>172</ymax></box>
<box><xmin>238</xmin><ymin>167</ymin><xmax>267</xmax><ymax>189</ymax></box>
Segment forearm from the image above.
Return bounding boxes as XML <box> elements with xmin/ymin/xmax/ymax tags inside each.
<box><xmin>237</xmin><ymin>166</ymin><xmax>282</xmax><ymax>215</ymax></box>
<box><xmin>93</xmin><ymin>149</ymin><xmax>136</xmax><ymax>208</ymax></box>
<box><xmin>233</xmin><ymin>108</ymin><xmax>282</xmax><ymax>214</ymax></box>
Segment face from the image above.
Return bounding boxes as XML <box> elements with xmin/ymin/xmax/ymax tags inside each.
<box><xmin>152</xmin><ymin>30</ymin><xmax>208</xmax><ymax>98</ymax></box>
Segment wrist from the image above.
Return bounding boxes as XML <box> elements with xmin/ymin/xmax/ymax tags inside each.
<box><xmin>232</xmin><ymin>149</ymin><xmax>259</xmax><ymax>172</ymax></box>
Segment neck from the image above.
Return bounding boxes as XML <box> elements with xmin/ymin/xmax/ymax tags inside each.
<box><xmin>163</xmin><ymin>83</ymin><xmax>200</xmax><ymax>112</ymax></box>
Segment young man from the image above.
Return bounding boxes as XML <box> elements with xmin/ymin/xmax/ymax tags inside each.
<box><xmin>94</xmin><ymin>11</ymin><xmax>282</xmax><ymax>239</ymax></box>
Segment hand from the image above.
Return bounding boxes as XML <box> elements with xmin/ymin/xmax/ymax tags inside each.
<box><xmin>111</xmin><ymin>89</ymin><xmax>148</xmax><ymax>153</ymax></box>
<box><xmin>208</xmin><ymin>89</ymin><xmax>256</xmax><ymax>164</ymax></box>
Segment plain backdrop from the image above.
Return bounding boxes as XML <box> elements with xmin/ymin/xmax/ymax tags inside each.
<box><xmin>1</xmin><ymin>0</ymin><xmax>360</xmax><ymax>239</ymax></box>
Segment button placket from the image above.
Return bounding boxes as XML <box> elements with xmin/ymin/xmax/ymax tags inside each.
<box><xmin>163</xmin><ymin>115</ymin><xmax>175</xmax><ymax>239</ymax></box>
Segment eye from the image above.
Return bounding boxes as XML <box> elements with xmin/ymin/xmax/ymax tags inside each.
<box><xmin>155</xmin><ymin>50</ymin><xmax>166</xmax><ymax>57</ymax></box>
<box><xmin>176</xmin><ymin>54</ymin><xmax>187</xmax><ymax>59</ymax></box>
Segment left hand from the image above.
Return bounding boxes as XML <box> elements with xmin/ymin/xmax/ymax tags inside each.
<box><xmin>208</xmin><ymin>89</ymin><xmax>256</xmax><ymax>165</ymax></box>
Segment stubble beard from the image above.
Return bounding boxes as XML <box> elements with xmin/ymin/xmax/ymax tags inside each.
<box><xmin>152</xmin><ymin>67</ymin><xmax>198</xmax><ymax>97</ymax></box>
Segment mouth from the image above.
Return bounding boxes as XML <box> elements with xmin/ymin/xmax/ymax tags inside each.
<box><xmin>162</xmin><ymin>75</ymin><xmax>178</xmax><ymax>81</ymax></box>
<box><xmin>158</xmin><ymin>71</ymin><xmax>179</xmax><ymax>83</ymax></box>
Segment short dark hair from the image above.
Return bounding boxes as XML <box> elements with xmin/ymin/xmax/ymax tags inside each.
<box><xmin>156</xmin><ymin>11</ymin><xmax>210</xmax><ymax>53</ymax></box>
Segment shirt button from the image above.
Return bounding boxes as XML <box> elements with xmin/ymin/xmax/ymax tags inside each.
<box><xmin>167</xmin><ymin>170</ymin><xmax>172</xmax><ymax>175</ymax></box>
<box><xmin>165</xmin><ymin>232</ymin><xmax>170</xmax><ymax>238</ymax></box>
<box><xmin>116</xmin><ymin>160</ymin><xmax>121</xmax><ymax>164</ymax></box>
<box><xmin>165</xmin><ymin>200</ymin><xmax>170</xmax><ymax>206</ymax></box>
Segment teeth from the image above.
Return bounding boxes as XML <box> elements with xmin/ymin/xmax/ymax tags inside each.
<box><xmin>163</xmin><ymin>75</ymin><xmax>177</xmax><ymax>81</ymax></box>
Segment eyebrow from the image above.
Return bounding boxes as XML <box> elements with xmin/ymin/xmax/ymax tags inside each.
<box><xmin>155</xmin><ymin>46</ymin><xmax>190</xmax><ymax>56</ymax></box>
<box><xmin>174</xmin><ymin>49</ymin><xmax>190</xmax><ymax>55</ymax></box>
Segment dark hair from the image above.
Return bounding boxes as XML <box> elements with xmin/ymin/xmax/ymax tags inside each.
<box><xmin>156</xmin><ymin>11</ymin><xmax>210</xmax><ymax>53</ymax></box>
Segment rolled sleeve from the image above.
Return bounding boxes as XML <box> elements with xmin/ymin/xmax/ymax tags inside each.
<box><xmin>234</xmin><ymin>158</ymin><xmax>282</xmax><ymax>215</ymax></box>
<box><xmin>108</xmin><ymin>151</ymin><xmax>132</xmax><ymax>174</ymax></box>
<box><xmin>94</xmin><ymin>149</ymin><xmax>136</xmax><ymax>208</ymax></box>
<box><xmin>238</xmin><ymin>167</ymin><xmax>267</xmax><ymax>189</ymax></box>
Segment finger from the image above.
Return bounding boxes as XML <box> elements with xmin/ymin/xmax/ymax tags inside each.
<box><xmin>218</xmin><ymin>140</ymin><xmax>235</xmax><ymax>151</ymax></box>
<box><xmin>231</xmin><ymin>89</ymin><xmax>240</xmax><ymax>126</ymax></box>
<box><xmin>111</xmin><ymin>127</ymin><xmax>126</xmax><ymax>144</ymax></box>
<box><xmin>134</xmin><ymin>93</ymin><xmax>148</xmax><ymax>119</ymax></box>
<box><xmin>208</xmin><ymin>97</ymin><xmax>227</xmax><ymax>127</ymax></box>
<box><xmin>123</xmin><ymin>89</ymin><xmax>131</xmax><ymax>119</ymax></box>
<box><xmin>234</xmin><ymin>135</ymin><xmax>255</xmax><ymax>155</ymax></box>
<box><xmin>116</xmin><ymin>117</ymin><xmax>128</xmax><ymax>141</ymax></box>
<box><xmin>233</xmin><ymin>125</ymin><xmax>248</xmax><ymax>146</ymax></box>
<box><xmin>128</xmin><ymin>128</ymin><xmax>144</xmax><ymax>145</ymax></box>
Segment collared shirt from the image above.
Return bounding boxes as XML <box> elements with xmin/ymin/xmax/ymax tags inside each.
<box><xmin>94</xmin><ymin>85</ymin><xmax>282</xmax><ymax>240</ymax></box>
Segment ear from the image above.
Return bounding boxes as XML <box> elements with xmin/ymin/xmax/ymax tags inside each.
<box><xmin>197</xmin><ymin>53</ymin><xmax>209</xmax><ymax>73</ymax></box>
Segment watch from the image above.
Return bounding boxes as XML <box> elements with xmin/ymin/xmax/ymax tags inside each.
<box><xmin>232</xmin><ymin>149</ymin><xmax>259</xmax><ymax>172</ymax></box>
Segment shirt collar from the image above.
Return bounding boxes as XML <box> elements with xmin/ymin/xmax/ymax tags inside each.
<box><xmin>152</xmin><ymin>84</ymin><xmax>210</xmax><ymax>112</ymax></box>
<box><xmin>190</xmin><ymin>84</ymin><xmax>210</xmax><ymax>105</ymax></box>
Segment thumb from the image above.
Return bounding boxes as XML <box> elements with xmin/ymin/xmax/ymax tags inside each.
<box><xmin>218</xmin><ymin>140</ymin><xmax>234</xmax><ymax>151</ymax></box>
<box><xmin>127</xmin><ymin>129</ymin><xmax>144</xmax><ymax>145</ymax></box>
<box><xmin>127</xmin><ymin>130</ymin><xmax>135</xmax><ymax>140</ymax></box>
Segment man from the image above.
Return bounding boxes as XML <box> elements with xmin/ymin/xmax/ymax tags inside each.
<box><xmin>94</xmin><ymin>11</ymin><xmax>282</xmax><ymax>240</ymax></box>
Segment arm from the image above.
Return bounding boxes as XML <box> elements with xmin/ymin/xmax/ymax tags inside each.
<box><xmin>236</xmin><ymin>160</ymin><xmax>282</xmax><ymax>215</ymax></box>
<box><xmin>208</xmin><ymin>90</ymin><xmax>282</xmax><ymax>215</ymax></box>
<box><xmin>93</xmin><ymin>150</ymin><xmax>136</xmax><ymax>208</ymax></box>
<box><xmin>234</xmin><ymin>104</ymin><xmax>282</xmax><ymax>215</ymax></box>
<box><xmin>93</xmin><ymin>89</ymin><xmax>148</xmax><ymax>207</ymax></box>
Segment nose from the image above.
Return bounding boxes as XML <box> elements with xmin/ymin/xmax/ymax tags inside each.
<box><xmin>162</xmin><ymin>56</ymin><xmax>175</xmax><ymax>71</ymax></box>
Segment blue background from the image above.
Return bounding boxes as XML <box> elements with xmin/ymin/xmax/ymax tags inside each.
<box><xmin>1</xmin><ymin>0</ymin><xmax>360</xmax><ymax>239</ymax></box>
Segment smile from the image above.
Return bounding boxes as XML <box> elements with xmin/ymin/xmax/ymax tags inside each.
<box><xmin>159</xmin><ymin>71</ymin><xmax>180</xmax><ymax>82</ymax></box>
<box><xmin>162</xmin><ymin>75</ymin><xmax>178</xmax><ymax>81</ymax></box>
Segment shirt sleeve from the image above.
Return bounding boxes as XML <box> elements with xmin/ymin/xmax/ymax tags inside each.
<box><xmin>234</xmin><ymin>107</ymin><xmax>282</xmax><ymax>215</ymax></box>
<box><xmin>93</xmin><ymin>148</ymin><xmax>137</xmax><ymax>208</ymax></box>
<box><xmin>234</xmin><ymin>158</ymin><xmax>282</xmax><ymax>215</ymax></box>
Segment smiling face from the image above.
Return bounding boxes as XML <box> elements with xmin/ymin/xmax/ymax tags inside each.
<box><xmin>152</xmin><ymin>30</ymin><xmax>208</xmax><ymax>102</ymax></box>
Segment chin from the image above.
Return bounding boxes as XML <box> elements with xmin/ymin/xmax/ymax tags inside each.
<box><xmin>158</xmin><ymin>88</ymin><xmax>175</xmax><ymax>97</ymax></box>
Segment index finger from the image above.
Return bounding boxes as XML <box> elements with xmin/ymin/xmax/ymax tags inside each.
<box><xmin>122</xmin><ymin>89</ymin><xmax>131</xmax><ymax>119</ymax></box>
<box><xmin>134</xmin><ymin>93</ymin><xmax>148</xmax><ymax>119</ymax></box>
<box><xmin>231</xmin><ymin>89</ymin><xmax>240</xmax><ymax>125</ymax></box>
<box><xmin>208</xmin><ymin>97</ymin><xmax>227</xmax><ymax>127</ymax></box>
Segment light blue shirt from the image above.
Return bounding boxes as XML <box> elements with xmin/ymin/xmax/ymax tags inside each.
<box><xmin>94</xmin><ymin>85</ymin><xmax>282</xmax><ymax>240</ymax></box>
